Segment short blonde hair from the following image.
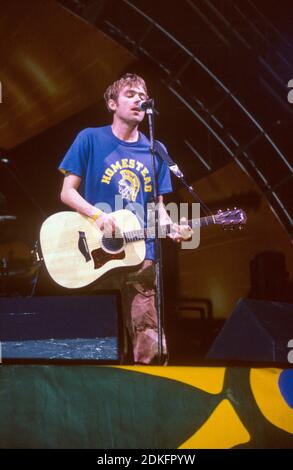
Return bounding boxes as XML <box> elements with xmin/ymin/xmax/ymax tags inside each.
<box><xmin>104</xmin><ymin>73</ymin><xmax>148</xmax><ymax>112</ymax></box>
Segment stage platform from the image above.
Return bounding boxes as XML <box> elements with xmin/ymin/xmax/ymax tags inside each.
<box><xmin>0</xmin><ymin>365</ymin><xmax>291</xmax><ymax>449</ymax></box>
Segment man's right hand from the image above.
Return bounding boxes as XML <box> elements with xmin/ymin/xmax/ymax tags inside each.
<box><xmin>95</xmin><ymin>212</ymin><xmax>118</xmax><ymax>238</ymax></box>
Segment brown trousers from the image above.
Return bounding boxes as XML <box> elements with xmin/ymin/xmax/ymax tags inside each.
<box><xmin>93</xmin><ymin>260</ymin><xmax>167</xmax><ymax>364</ymax></box>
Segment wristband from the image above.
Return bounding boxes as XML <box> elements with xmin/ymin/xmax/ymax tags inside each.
<box><xmin>91</xmin><ymin>210</ymin><xmax>103</xmax><ymax>221</ymax></box>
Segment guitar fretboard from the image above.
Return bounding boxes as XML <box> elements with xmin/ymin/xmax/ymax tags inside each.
<box><xmin>123</xmin><ymin>215</ymin><xmax>216</xmax><ymax>243</ymax></box>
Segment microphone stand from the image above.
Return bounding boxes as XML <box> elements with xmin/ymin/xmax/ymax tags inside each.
<box><xmin>145</xmin><ymin>101</ymin><xmax>215</xmax><ymax>365</ymax></box>
<box><xmin>146</xmin><ymin>103</ymin><xmax>165</xmax><ymax>365</ymax></box>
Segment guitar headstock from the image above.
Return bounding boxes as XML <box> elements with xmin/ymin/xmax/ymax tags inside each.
<box><xmin>215</xmin><ymin>208</ymin><xmax>247</xmax><ymax>229</ymax></box>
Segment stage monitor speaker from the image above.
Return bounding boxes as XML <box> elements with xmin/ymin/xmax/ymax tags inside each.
<box><xmin>0</xmin><ymin>295</ymin><xmax>121</xmax><ymax>362</ymax></box>
<box><xmin>207</xmin><ymin>298</ymin><xmax>293</xmax><ymax>363</ymax></box>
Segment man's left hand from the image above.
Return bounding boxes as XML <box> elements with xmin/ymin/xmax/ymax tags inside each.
<box><xmin>168</xmin><ymin>217</ymin><xmax>193</xmax><ymax>243</ymax></box>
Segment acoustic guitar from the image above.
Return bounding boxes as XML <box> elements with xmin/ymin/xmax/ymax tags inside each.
<box><xmin>39</xmin><ymin>208</ymin><xmax>246</xmax><ymax>288</ymax></box>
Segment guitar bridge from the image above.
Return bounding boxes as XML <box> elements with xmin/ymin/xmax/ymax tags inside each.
<box><xmin>78</xmin><ymin>231</ymin><xmax>91</xmax><ymax>262</ymax></box>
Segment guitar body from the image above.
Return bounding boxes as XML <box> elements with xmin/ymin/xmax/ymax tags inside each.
<box><xmin>39</xmin><ymin>210</ymin><xmax>146</xmax><ymax>288</ymax></box>
<box><xmin>39</xmin><ymin>206</ymin><xmax>246</xmax><ymax>289</ymax></box>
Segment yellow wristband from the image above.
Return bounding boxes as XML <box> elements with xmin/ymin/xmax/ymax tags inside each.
<box><xmin>91</xmin><ymin>210</ymin><xmax>103</xmax><ymax>221</ymax></box>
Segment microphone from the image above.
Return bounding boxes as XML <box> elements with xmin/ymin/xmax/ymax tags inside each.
<box><xmin>138</xmin><ymin>99</ymin><xmax>154</xmax><ymax>111</ymax></box>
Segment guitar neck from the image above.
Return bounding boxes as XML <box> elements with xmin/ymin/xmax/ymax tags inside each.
<box><xmin>123</xmin><ymin>215</ymin><xmax>216</xmax><ymax>243</ymax></box>
<box><xmin>189</xmin><ymin>215</ymin><xmax>216</xmax><ymax>229</ymax></box>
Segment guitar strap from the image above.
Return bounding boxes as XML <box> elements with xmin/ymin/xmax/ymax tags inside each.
<box><xmin>154</xmin><ymin>140</ymin><xmax>184</xmax><ymax>179</ymax></box>
<box><xmin>154</xmin><ymin>140</ymin><xmax>213</xmax><ymax>216</ymax></box>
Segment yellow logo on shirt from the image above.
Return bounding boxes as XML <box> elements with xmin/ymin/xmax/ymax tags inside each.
<box><xmin>118</xmin><ymin>170</ymin><xmax>140</xmax><ymax>202</ymax></box>
<box><xmin>101</xmin><ymin>158</ymin><xmax>152</xmax><ymax>195</ymax></box>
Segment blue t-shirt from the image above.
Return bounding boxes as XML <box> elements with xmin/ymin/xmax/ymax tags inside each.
<box><xmin>59</xmin><ymin>125</ymin><xmax>172</xmax><ymax>260</ymax></box>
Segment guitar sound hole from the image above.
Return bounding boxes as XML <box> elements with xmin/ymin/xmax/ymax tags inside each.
<box><xmin>101</xmin><ymin>235</ymin><xmax>124</xmax><ymax>253</ymax></box>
